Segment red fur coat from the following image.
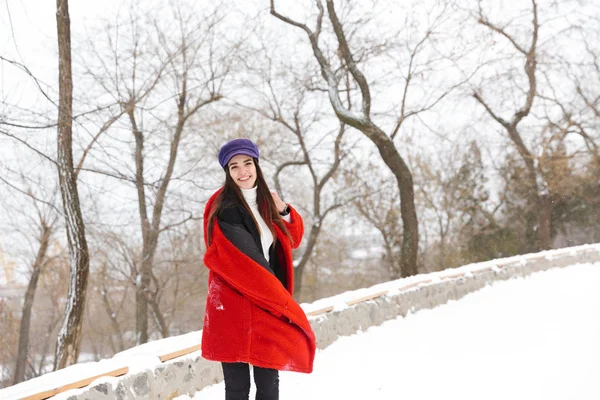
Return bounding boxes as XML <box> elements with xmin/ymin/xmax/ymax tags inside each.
<box><xmin>201</xmin><ymin>189</ymin><xmax>316</xmax><ymax>373</ymax></box>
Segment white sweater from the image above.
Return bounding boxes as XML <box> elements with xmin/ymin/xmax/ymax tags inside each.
<box><xmin>240</xmin><ymin>187</ymin><xmax>291</xmax><ymax>262</ymax></box>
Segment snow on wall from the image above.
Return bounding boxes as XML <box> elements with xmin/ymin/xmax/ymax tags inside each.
<box><xmin>1</xmin><ymin>243</ymin><xmax>600</xmax><ymax>400</ymax></box>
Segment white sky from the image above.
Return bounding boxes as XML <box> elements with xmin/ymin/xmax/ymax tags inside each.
<box><xmin>2</xmin><ymin>0</ymin><xmax>598</xmax><ymax>271</ymax></box>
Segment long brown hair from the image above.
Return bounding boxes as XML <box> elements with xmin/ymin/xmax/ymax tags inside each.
<box><xmin>207</xmin><ymin>158</ymin><xmax>292</xmax><ymax>247</ymax></box>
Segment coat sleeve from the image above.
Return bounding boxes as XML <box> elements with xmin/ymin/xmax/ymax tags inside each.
<box><xmin>283</xmin><ymin>205</ymin><xmax>304</xmax><ymax>249</ymax></box>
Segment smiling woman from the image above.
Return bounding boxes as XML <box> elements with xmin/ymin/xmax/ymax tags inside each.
<box><xmin>228</xmin><ymin>155</ymin><xmax>257</xmax><ymax>189</ymax></box>
<box><xmin>202</xmin><ymin>138</ymin><xmax>315</xmax><ymax>399</ymax></box>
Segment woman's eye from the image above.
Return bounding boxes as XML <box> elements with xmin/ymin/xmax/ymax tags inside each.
<box><xmin>230</xmin><ymin>166</ymin><xmax>237</xmax><ymax>170</ymax></box>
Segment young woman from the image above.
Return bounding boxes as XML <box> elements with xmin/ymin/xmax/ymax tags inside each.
<box><xmin>202</xmin><ymin>138</ymin><xmax>316</xmax><ymax>400</ymax></box>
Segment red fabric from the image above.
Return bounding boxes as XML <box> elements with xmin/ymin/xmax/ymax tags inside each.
<box><xmin>201</xmin><ymin>189</ymin><xmax>316</xmax><ymax>373</ymax></box>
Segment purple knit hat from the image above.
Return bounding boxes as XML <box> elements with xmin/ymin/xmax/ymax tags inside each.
<box><xmin>218</xmin><ymin>138</ymin><xmax>260</xmax><ymax>169</ymax></box>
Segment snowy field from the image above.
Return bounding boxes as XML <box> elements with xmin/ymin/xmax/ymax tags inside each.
<box><xmin>182</xmin><ymin>262</ymin><xmax>600</xmax><ymax>400</ymax></box>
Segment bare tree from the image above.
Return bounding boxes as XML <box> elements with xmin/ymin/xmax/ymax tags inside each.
<box><xmin>238</xmin><ymin>47</ymin><xmax>352</xmax><ymax>295</ymax></box>
<box><xmin>81</xmin><ymin>3</ymin><xmax>234</xmax><ymax>343</ymax></box>
<box><xmin>349</xmin><ymin>165</ymin><xmax>403</xmax><ymax>278</ymax></box>
<box><xmin>270</xmin><ymin>0</ymin><xmax>464</xmax><ymax>277</ymax></box>
<box><xmin>269</xmin><ymin>0</ymin><xmax>418</xmax><ymax>277</ymax></box>
<box><xmin>53</xmin><ymin>0</ymin><xmax>91</xmax><ymax>370</ymax></box>
<box><xmin>96</xmin><ymin>260</ymin><xmax>130</xmax><ymax>354</ymax></box>
<box><xmin>0</xmin><ymin>57</ymin><xmax>122</xmax><ymax>376</ymax></box>
<box><xmin>275</xmin><ymin>122</ymin><xmax>346</xmax><ymax>297</ymax></box>
<box><xmin>572</xmin><ymin>38</ymin><xmax>600</xmax><ymax>166</ymax></box>
<box><xmin>13</xmin><ymin>198</ymin><xmax>57</xmax><ymax>383</ymax></box>
<box><xmin>471</xmin><ymin>0</ymin><xmax>560</xmax><ymax>251</ymax></box>
<box><xmin>0</xmin><ymin>164</ymin><xmax>68</xmax><ymax>382</ymax></box>
<box><xmin>0</xmin><ymin>299</ymin><xmax>19</xmax><ymax>387</ymax></box>
<box><xmin>415</xmin><ymin>141</ymin><xmax>491</xmax><ymax>271</ymax></box>
<box><xmin>88</xmin><ymin>231</ymin><xmax>139</xmax><ymax>353</ymax></box>
<box><xmin>32</xmin><ymin>243</ymin><xmax>69</xmax><ymax>376</ymax></box>
<box><xmin>132</xmin><ymin>12</ymin><xmax>227</xmax><ymax>344</ymax></box>
<box><xmin>533</xmin><ymin>37</ymin><xmax>600</xmax><ymax>246</ymax></box>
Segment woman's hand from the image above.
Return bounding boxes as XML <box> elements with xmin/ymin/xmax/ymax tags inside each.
<box><xmin>270</xmin><ymin>191</ymin><xmax>287</xmax><ymax>213</ymax></box>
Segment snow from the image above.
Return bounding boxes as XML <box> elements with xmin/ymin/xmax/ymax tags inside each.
<box><xmin>0</xmin><ymin>358</ymin><xmax>125</xmax><ymax>400</ymax></box>
<box><xmin>301</xmin><ymin>243</ymin><xmax>591</xmax><ymax>316</ymax></box>
<box><xmin>0</xmin><ymin>331</ymin><xmax>202</xmax><ymax>400</ymax></box>
<box><xmin>185</xmin><ymin>262</ymin><xmax>600</xmax><ymax>400</ymax></box>
<box><xmin>2</xmin><ymin>245</ymin><xmax>599</xmax><ymax>399</ymax></box>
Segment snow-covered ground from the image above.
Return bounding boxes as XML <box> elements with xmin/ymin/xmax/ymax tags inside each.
<box><xmin>183</xmin><ymin>262</ymin><xmax>600</xmax><ymax>400</ymax></box>
<box><xmin>2</xmin><ymin>257</ymin><xmax>598</xmax><ymax>400</ymax></box>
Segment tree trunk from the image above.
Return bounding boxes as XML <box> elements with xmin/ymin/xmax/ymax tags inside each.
<box><xmin>100</xmin><ymin>286</ymin><xmax>125</xmax><ymax>353</ymax></box>
<box><xmin>54</xmin><ymin>0</ymin><xmax>90</xmax><ymax>370</ymax></box>
<box><xmin>150</xmin><ymin>298</ymin><xmax>169</xmax><ymax>338</ymax></box>
<box><xmin>13</xmin><ymin>224</ymin><xmax>51</xmax><ymax>383</ymax></box>
<box><xmin>474</xmin><ymin>3</ymin><xmax>545</xmax><ymax>253</ymax></box>
<box><xmin>382</xmin><ymin>241</ymin><xmax>394</xmax><ymax>279</ymax></box>
<box><xmin>538</xmin><ymin>194</ymin><xmax>553</xmax><ymax>249</ymax></box>
<box><xmin>136</xmin><ymin>244</ymin><xmax>153</xmax><ymax>344</ymax></box>
<box><xmin>327</xmin><ymin>122</ymin><xmax>418</xmax><ymax>280</ymax></box>
<box><xmin>524</xmin><ymin>205</ymin><xmax>537</xmax><ymax>253</ymax></box>
<box><xmin>129</xmin><ymin>110</ymin><xmax>151</xmax><ymax>344</ymax></box>
<box><xmin>362</xmin><ymin>126</ymin><xmax>418</xmax><ymax>278</ymax></box>
<box><xmin>439</xmin><ymin>234</ymin><xmax>446</xmax><ymax>272</ymax></box>
<box><xmin>293</xmin><ymin>222</ymin><xmax>322</xmax><ymax>297</ymax></box>
<box><xmin>130</xmin><ymin>81</ymin><xmax>192</xmax><ymax>343</ymax></box>
<box><xmin>38</xmin><ymin>315</ymin><xmax>61</xmax><ymax>375</ymax></box>
<box><xmin>507</xmin><ymin>126</ymin><xmax>544</xmax><ymax>252</ymax></box>
<box><xmin>395</xmin><ymin>166</ymin><xmax>418</xmax><ymax>277</ymax></box>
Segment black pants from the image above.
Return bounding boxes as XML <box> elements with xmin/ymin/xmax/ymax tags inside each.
<box><xmin>221</xmin><ymin>362</ymin><xmax>279</xmax><ymax>400</ymax></box>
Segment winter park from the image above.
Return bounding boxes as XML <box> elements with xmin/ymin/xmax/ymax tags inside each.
<box><xmin>1</xmin><ymin>0</ymin><xmax>599</xmax><ymax>399</ymax></box>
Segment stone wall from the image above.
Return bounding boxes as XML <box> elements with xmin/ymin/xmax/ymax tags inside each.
<box><xmin>310</xmin><ymin>245</ymin><xmax>600</xmax><ymax>349</ymax></box>
<box><xmin>9</xmin><ymin>244</ymin><xmax>600</xmax><ymax>400</ymax></box>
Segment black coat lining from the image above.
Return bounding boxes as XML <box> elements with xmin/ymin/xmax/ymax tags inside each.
<box><xmin>217</xmin><ymin>201</ymin><xmax>287</xmax><ymax>288</ymax></box>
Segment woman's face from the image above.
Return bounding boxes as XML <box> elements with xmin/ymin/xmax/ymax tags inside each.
<box><xmin>228</xmin><ymin>154</ymin><xmax>257</xmax><ymax>189</ymax></box>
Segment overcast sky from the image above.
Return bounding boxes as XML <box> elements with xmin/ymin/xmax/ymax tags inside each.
<box><xmin>1</xmin><ymin>0</ymin><xmax>598</xmax><ymax>283</ymax></box>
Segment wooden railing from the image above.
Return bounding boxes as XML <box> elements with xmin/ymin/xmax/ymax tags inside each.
<box><xmin>14</xmin><ymin>243</ymin><xmax>600</xmax><ymax>400</ymax></box>
<box><xmin>18</xmin><ymin>265</ymin><xmax>499</xmax><ymax>399</ymax></box>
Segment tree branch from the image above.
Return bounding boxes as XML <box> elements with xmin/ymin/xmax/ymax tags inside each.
<box><xmin>0</xmin><ymin>56</ymin><xmax>58</xmax><ymax>107</ymax></box>
<box><xmin>270</xmin><ymin>0</ymin><xmax>365</xmax><ymax>127</ymax></box>
<box><xmin>0</xmin><ymin>176</ymin><xmax>63</xmax><ymax>215</ymax></box>
<box><xmin>74</xmin><ymin>110</ymin><xmax>126</xmax><ymax>179</ymax></box>
<box><xmin>0</xmin><ymin>130</ymin><xmax>58</xmax><ymax>166</ymax></box>
<box><xmin>325</xmin><ymin>0</ymin><xmax>371</xmax><ymax>116</ymax></box>
<box><xmin>273</xmin><ymin>160</ymin><xmax>308</xmax><ymax>195</ymax></box>
<box><xmin>472</xmin><ymin>92</ymin><xmax>510</xmax><ymax>129</ymax></box>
